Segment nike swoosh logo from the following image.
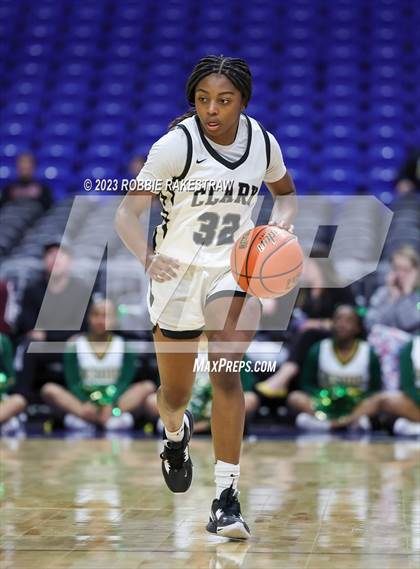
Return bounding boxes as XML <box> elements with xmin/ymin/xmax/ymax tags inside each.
<box><xmin>196</xmin><ymin>158</ymin><xmax>207</xmax><ymax>164</ymax></box>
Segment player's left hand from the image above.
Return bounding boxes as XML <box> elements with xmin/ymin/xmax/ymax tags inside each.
<box><xmin>268</xmin><ymin>220</ymin><xmax>295</xmax><ymax>233</ymax></box>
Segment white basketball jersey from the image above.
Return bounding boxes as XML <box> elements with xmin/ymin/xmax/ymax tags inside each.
<box><xmin>318</xmin><ymin>339</ymin><xmax>371</xmax><ymax>391</ymax></box>
<box><xmin>152</xmin><ymin>114</ymin><xmax>271</xmax><ymax>267</ymax></box>
<box><xmin>75</xmin><ymin>335</ymin><xmax>124</xmax><ymax>387</ymax></box>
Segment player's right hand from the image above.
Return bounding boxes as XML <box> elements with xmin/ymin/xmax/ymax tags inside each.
<box><xmin>146</xmin><ymin>253</ymin><xmax>180</xmax><ymax>282</ymax></box>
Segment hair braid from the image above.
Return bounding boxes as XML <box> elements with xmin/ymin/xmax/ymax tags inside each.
<box><xmin>169</xmin><ymin>55</ymin><xmax>252</xmax><ymax>129</ymax></box>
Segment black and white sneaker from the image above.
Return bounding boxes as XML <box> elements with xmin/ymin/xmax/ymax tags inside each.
<box><xmin>160</xmin><ymin>410</ymin><xmax>194</xmax><ymax>493</ymax></box>
<box><xmin>206</xmin><ymin>486</ymin><xmax>251</xmax><ymax>540</ymax></box>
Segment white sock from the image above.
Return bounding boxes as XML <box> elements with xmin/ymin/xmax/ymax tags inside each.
<box><xmin>215</xmin><ymin>460</ymin><xmax>240</xmax><ymax>499</ymax></box>
<box><xmin>164</xmin><ymin>414</ymin><xmax>188</xmax><ymax>442</ymax></box>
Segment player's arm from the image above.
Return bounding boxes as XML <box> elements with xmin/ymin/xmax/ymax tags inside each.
<box><xmin>115</xmin><ymin>189</ymin><xmax>155</xmax><ymax>268</ymax></box>
<box><xmin>266</xmin><ymin>172</ymin><xmax>297</xmax><ymax>232</ymax></box>
<box><xmin>64</xmin><ymin>343</ymin><xmax>87</xmax><ymax>401</ymax></box>
<box><xmin>115</xmin><ymin>184</ymin><xmax>180</xmax><ymax>281</ymax></box>
<box><xmin>115</xmin><ymin>130</ymin><xmax>185</xmax><ymax>281</ymax></box>
<box><xmin>263</xmin><ymin>133</ymin><xmax>298</xmax><ymax>231</ymax></box>
<box><xmin>111</xmin><ymin>349</ymin><xmax>137</xmax><ymax>403</ymax></box>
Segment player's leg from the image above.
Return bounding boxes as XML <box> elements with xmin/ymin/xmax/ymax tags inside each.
<box><xmin>205</xmin><ymin>295</ymin><xmax>259</xmax><ymax>463</ymax></box>
<box><xmin>117</xmin><ymin>380</ymin><xmax>156</xmax><ymax>414</ymax></box>
<box><xmin>0</xmin><ymin>394</ymin><xmax>27</xmax><ymax>423</ymax></box>
<box><xmin>256</xmin><ymin>362</ymin><xmax>299</xmax><ymax>398</ymax></box>
<box><xmin>288</xmin><ymin>390</ymin><xmax>333</xmax><ymax>432</ymax></box>
<box><xmin>380</xmin><ymin>391</ymin><xmax>420</xmax><ymax>422</ymax></box>
<box><xmin>204</xmin><ymin>294</ymin><xmax>260</xmax><ymax>539</ymax></box>
<box><xmin>331</xmin><ymin>393</ymin><xmax>384</xmax><ymax>429</ymax></box>
<box><xmin>287</xmin><ymin>390</ymin><xmax>315</xmax><ymax>414</ymax></box>
<box><xmin>153</xmin><ymin>324</ymin><xmax>200</xmax><ymax>493</ymax></box>
<box><xmin>143</xmin><ymin>392</ymin><xmax>159</xmax><ymax>420</ymax></box>
<box><xmin>381</xmin><ymin>391</ymin><xmax>420</xmax><ymax>436</ymax></box>
<box><xmin>153</xmin><ymin>325</ymin><xmax>199</xmax><ymax>431</ymax></box>
<box><xmin>42</xmin><ymin>383</ymin><xmax>100</xmax><ymax>429</ymax></box>
<box><xmin>41</xmin><ymin>383</ymin><xmax>87</xmax><ymax>417</ymax></box>
<box><xmin>244</xmin><ymin>391</ymin><xmax>259</xmax><ymax>417</ymax></box>
<box><xmin>256</xmin><ymin>329</ymin><xmax>329</xmax><ymax>397</ymax></box>
<box><xmin>100</xmin><ymin>381</ymin><xmax>157</xmax><ymax>431</ymax></box>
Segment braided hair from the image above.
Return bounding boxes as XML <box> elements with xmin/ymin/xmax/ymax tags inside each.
<box><xmin>169</xmin><ymin>55</ymin><xmax>252</xmax><ymax>129</ymax></box>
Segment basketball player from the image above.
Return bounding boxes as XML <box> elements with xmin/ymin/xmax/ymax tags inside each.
<box><xmin>0</xmin><ymin>332</ymin><xmax>27</xmax><ymax>435</ymax></box>
<box><xmin>288</xmin><ymin>305</ymin><xmax>382</xmax><ymax>431</ymax></box>
<box><xmin>42</xmin><ymin>298</ymin><xmax>155</xmax><ymax>430</ymax></box>
<box><xmin>115</xmin><ymin>56</ymin><xmax>297</xmax><ymax>539</ymax></box>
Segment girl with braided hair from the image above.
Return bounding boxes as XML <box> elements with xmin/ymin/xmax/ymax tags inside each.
<box><xmin>115</xmin><ymin>55</ymin><xmax>297</xmax><ymax>539</ymax></box>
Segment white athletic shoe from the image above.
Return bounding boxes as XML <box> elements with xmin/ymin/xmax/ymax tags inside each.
<box><xmin>296</xmin><ymin>412</ymin><xmax>331</xmax><ymax>432</ymax></box>
<box><xmin>1</xmin><ymin>416</ymin><xmax>23</xmax><ymax>436</ymax></box>
<box><xmin>393</xmin><ymin>418</ymin><xmax>420</xmax><ymax>437</ymax></box>
<box><xmin>105</xmin><ymin>412</ymin><xmax>134</xmax><ymax>431</ymax></box>
<box><xmin>64</xmin><ymin>414</ymin><xmax>95</xmax><ymax>431</ymax></box>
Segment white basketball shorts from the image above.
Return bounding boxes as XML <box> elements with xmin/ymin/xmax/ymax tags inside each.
<box><xmin>147</xmin><ymin>263</ymin><xmax>246</xmax><ymax>333</ymax></box>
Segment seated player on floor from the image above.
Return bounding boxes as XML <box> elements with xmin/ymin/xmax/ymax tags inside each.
<box><xmin>287</xmin><ymin>305</ymin><xmax>383</xmax><ymax>432</ymax></box>
<box><xmin>0</xmin><ymin>332</ymin><xmax>27</xmax><ymax>435</ymax></box>
<box><xmin>41</xmin><ymin>297</ymin><xmax>155</xmax><ymax>431</ymax></box>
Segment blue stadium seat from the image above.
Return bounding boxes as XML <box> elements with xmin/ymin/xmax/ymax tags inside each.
<box><xmin>51</xmin><ymin>81</ymin><xmax>90</xmax><ymax>99</ymax></box>
<box><xmin>48</xmin><ymin>100</ymin><xmax>87</xmax><ymax>118</ymax></box>
<box><xmin>323</xmin><ymin>123</ymin><xmax>361</xmax><ymax>142</ymax></box>
<box><xmin>38</xmin><ymin>142</ymin><xmax>77</xmax><ymax>161</ymax></box>
<box><xmin>320</xmin><ymin>144</ymin><xmax>360</xmax><ymax>163</ymax></box>
<box><xmin>85</xmin><ymin>143</ymin><xmax>123</xmax><ymax>161</ymax></box>
<box><xmin>79</xmin><ymin>161</ymin><xmax>121</xmax><ymax>180</ymax></box>
<box><xmin>0</xmin><ymin>0</ymin><xmax>417</xmax><ymax>203</ymax></box>
<box><xmin>41</xmin><ymin>121</ymin><xmax>82</xmax><ymax>140</ymax></box>
<box><xmin>0</xmin><ymin>118</ymin><xmax>36</xmax><ymax>140</ymax></box>
<box><xmin>37</xmin><ymin>160</ymin><xmax>75</xmax><ymax>182</ymax></box>
<box><xmin>89</xmin><ymin>122</ymin><xmax>126</xmax><ymax>140</ymax></box>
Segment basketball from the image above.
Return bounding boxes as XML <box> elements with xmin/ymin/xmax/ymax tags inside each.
<box><xmin>230</xmin><ymin>225</ymin><xmax>304</xmax><ymax>298</ymax></box>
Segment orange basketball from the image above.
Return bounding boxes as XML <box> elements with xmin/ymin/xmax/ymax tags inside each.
<box><xmin>230</xmin><ymin>225</ymin><xmax>304</xmax><ymax>298</ymax></box>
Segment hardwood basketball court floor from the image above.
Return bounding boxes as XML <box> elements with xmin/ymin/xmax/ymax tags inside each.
<box><xmin>1</xmin><ymin>435</ymin><xmax>419</xmax><ymax>568</ymax></box>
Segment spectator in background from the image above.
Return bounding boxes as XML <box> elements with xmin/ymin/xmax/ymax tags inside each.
<box><xmin>366</xmin><ymin>245</ymin><xmax>419</xmax><ymax>390</ymax></box>
<box><xmin>0</xmin><ymin>153</ymin><xmax>53</xmax><ymax>211</ymax></box>
<box><xmin>41</xmin><ymin>298</ymin><xmax>155</xmax><ymax>431</ymax></box>
<box><xmin>381</xmin><ymin>336</ymin><xmax>420</xmax><ymax>437</ymax></box>
<box><xmin>288</xmin><ymin>305</ymin><xmax>382</xmax><ymax>432</ymax></box>
<box><xmin>0</xmin><ymin>332</ymin><xmax>27</xmax><ymax>435</ymax></box>
<box><xmin>256</xmin><ymin>248</ymin><xmax>354</xmax><ymax>398</ymax></box>
<box><xmin>366</xmin><ymin>245</ymin><xmax>419</xmax><ymax>334</ymax></box>
<box><xmin>395</xmin><ymin>148</ymin><xmax>420</xmax><ymax>195</ymax></box>
<box><xmin>14</xmin><ymin>240</ymin><xmax>92</xmax><ymax>402</ymax></box>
